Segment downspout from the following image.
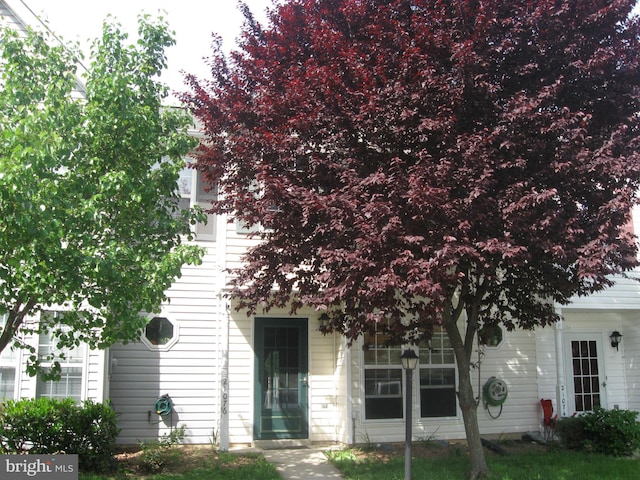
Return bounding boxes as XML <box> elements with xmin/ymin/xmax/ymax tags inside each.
<box><xmin>554</xmin><ymin>309</ymin><xmax>568</xmax><ymax>417</ymax></box>
<box><xmin>217</xmin><ymin>211</ymin><xmax>230</xmax><ymax>451</ymax></box>
<box><xmin>333</xmin><ymin>329</ymin><xmax>338</xmax><ymax>443</ymax></box>
<box><xmin>219</xmin><ymin>298</ymin><xmax>230</xmax><ymax>451</ymax></box>
<box><xmin>345</xmin><ymin>340</ymin><xmax>355</xmax><ymax>445</ymax></box>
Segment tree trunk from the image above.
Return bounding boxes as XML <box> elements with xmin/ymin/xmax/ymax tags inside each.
<box><xmin>0</xmin><ymin>302</ymin><xmax>33</xmax><ymax>356</ymax></box>
<box><xmin>444</xmin><ymin>321</ymin><xmax>489</xmax><ymax>480</ymax></box>
<box><xmin>457</xmin><ymin>354</ymin><xmax>489</xmax><ymax>480</ymax></box>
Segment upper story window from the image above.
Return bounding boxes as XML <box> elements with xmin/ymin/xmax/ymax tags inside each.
<box><xmin>36</xmin><ymin>311</ymin><xmax>86</xmax><ymax>401</ymax></box>
<box><xmin>178</xmin><ymin>165</ymin><xmax>216</xmax><ymax>241</ymax></box>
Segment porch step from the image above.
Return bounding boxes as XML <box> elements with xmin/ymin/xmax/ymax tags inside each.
<box><xmin>253</xmin><ymin>439</ymin><xmax>311</xmax><ymax>450</ymax></box>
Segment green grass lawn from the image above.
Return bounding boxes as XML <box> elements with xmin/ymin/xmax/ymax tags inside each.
<box><xmin>78</xmin><ymin>450</ymin><xmax>280</xmax><ymax>480</ymax></box>
<box><xmin>328</xmin><ymin>448</ymin><xmax>640</xmax><ymax>480</ymax></box>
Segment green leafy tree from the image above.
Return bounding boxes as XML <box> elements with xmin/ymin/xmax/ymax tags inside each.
<box><xmin>0</xmin><ymin>15</ymin><xmax>204</xmax><ymax>376</ymax></box>
<box><xmin>184</xmin><ymin>1</ymin><xmax>640</xmax><ymax>478</ymax></box>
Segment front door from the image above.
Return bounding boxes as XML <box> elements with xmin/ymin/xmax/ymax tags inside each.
<box><xmin>565</xmin><ymin>334</ymin><xmax>606</xmax><ymax>414</ymax></box>
<box><xmin>254</xmin><ymin>318</ymin><xmax>308</xmax><ymax>440</ymax></box>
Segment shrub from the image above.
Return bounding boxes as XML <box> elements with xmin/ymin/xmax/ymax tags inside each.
<box><xmin>556</xmin><ymin>415</ymin><xmax>586</xmax><ymax>450</ymax></box>
<box><xmin>139</xmin><ymin>424</ymin><xmax>186</xmax><ymax>473</ymax></box>
<box><xmin>581</xmin><ymin>408</ymin><xmax>640</xmax><ymax>457</ymax></box>
<box><xmin>0</xmin><ymin>397</ymin><xmax>119</xmax><ymax>472</ymax></box>
<box><xmin>556</xmin><ymin>408</ymin><xmax>640</xmax><ymax>457</ymax></box>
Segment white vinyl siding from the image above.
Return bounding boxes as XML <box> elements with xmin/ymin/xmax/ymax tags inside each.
<box><xmin>623</xmin><ymin>312</ymin><xmax>640</xmax><ymax>412</ymax></box>
<box><xmin>108</xmin><ymin>248</ymin><xmax>223</xmax><ymax>445</ymax></box>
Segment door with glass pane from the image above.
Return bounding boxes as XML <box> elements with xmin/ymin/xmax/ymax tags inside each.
<box><xmin>565</xmin><ymin>334</ymin><xmax>606</xmax><ymax>414</ymax></box>
<box><xmin>254</xmin><ymin>318</ymin><xmax>308</xmax><ymax>440</ymax></box>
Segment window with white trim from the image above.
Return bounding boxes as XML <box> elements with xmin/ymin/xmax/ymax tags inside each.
<box><xmin>478</xmin><ymin>323</ymin><xmax>504</xmax><ymax>348</ymax></box>
<box><xmin>141</xmin><ymin>316</ymin><xmax>179</xmax><ymax>351</ymax></box>
<box><xmin>419</xmin><ymin>327</ymin><xmax>457</xmax><ymax>417</ymax></box>
<box><xmin>0</xmin><ymin>314</ymin><xmax>17</xmax><ymax>401</ymax></box>
<box><xmin>235</xmin><ymin>180</ymin><xmax>261</xmax><ymax>234</ymax></box>
<box><xmin>363</xmin><ymin>326</ymin><xmax>403</xmax><ymax>420</ymax></box>
<box><xmin>177</xmin><ymin>165</ymin><xmax>216</xmax><ymax>240</ymax></box>
<box><xmin>35</xmin><ymin>311</ymin><xmax>85</xmax><ymax>401</ymax></box>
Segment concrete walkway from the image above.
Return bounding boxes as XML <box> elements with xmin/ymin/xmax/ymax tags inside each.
<box><xmin>260</xmin><ymin>446</ymin><xmax>344</xmax><ymax>480</ymax></box>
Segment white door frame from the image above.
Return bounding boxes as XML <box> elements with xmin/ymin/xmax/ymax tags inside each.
<box><xmin>563</xmin><ymin>332</ymin><xmax>607</xmax><ymax>415</ymax></box>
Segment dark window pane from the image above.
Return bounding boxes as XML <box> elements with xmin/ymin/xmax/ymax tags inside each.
<box><xmin>580</xmin><ymin>341</ymin><xmax>588</xmax><ymax>356</ymax></box>
<box><xmin>584</xmin><ymin>395</ymin><xmax>592</xmax><ymax>411</ymax></box>
<box><xmin>364</xmin><ymin>369</ymin><xmax>402</xmax><ymax>397</ymax></box>
<box><xmin>420</xmin><ymin>387</ymin><xmax>456</xmax><ymax>417</ymax></box>
<box><xmin>571</xmin><ymin>341</ymin><xmax>579</xmax><ymax>357</ymax></box>
<box><xmin>365</xmin><ymin>397</ymin><xmax>403</xmax><ymax>419</ymax></box>
<box><xmin>364</xmin><ymin>369</ymin><xmax>403</xmax><ymax>419</ymax></box>
<box><xmin>145</xmin><ymin>317</ymin><xmax>174</xmax><ymax>346</ymax></box>
<box><xmin>574</xmin><ymin>377</ymin><xmax>582</xmax><ymax>393</ymax></box>
<box><xmin>573</xmin><ymin>359</ymin><xmax>581</xmax><ymax>375</ymax></box>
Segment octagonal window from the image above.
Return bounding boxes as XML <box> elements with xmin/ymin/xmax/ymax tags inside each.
<box><xmin>143</xmin><ymin>316</ymin><xmax>178</xmax><ymax>350</ymax></box>
<box><xmin>478</xmin><ymin>324</ymin><xmax>504</xmax><ymax>348</ymax></box>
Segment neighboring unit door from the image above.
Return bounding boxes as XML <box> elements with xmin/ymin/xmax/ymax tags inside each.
<box><xmin>254</xmin><ymin>318</ymin><xmax>309</xmax><ymax>440</ymax></box>
<box><xmin>565</xmin><ymin>334</ymin><xmax>606</xmax><ymax>414</ymax></box>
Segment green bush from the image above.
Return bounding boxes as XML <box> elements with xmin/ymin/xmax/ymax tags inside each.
<box><xmin>139</xmin><ymin>424</ymin><xmax>186</xmax><ymax>473</ymax></box>
<box><xmin>556</xmin><ymin>408</ymin><xmax>640</xmax><ymax>456</ymax></box>
<box><xmin>581</xmin><ymin>408</ymin><xmax>640</xmax><ymax>456</ymax></box>
<box><xmin>556</xmin><ymin>415</ymin><xmax>585</xmax><ymax>450</ymax></box>
<box><xmin>0</xmin><ymin>397</ymin><xmax>119</xmax><ymax>472</ymax></box>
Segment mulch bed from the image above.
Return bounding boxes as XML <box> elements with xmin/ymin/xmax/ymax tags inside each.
<box><xmin>350</xmin><ymin>438</ymin><xmax>549</xmax><ymax>462</ymax></box>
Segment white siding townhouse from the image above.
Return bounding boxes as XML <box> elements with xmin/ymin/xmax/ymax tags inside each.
<box><xmin>1</xmin><ymin>0</ymin><xmax>639</xmax><ymax>450</ymax></box>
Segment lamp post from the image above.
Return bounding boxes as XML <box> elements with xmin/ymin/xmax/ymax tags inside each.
<box><xmin>401</xmin><ymin>349</ymin><xmax>418</xmax><ymax>480</ymax></box>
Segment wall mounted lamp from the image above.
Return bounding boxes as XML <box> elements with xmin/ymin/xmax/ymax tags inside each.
<box><xmin>610</xmin><ymin>331</ymin><xmax>623</xmax><ymax>351</ymax></box>
<box><xmin>318</xmin><ymin>313</ymin><xmax>330</xmax><ymax>330</ymax></box>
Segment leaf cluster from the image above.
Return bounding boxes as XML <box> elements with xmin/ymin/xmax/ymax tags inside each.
<box><xmin>0</xmin><ymin>397</ymin><xmax>120</xmax><ymax>472</ymax></box>
<box><xmin>0</xmin><ymin>16</ymin><xmax>204</xmax><ymax>370</ymax></box>
<box><xmin>557</xmin><ymin>408</ymin><xmax>640</xmax><ymax>457</ymax></box>
<box><xmin>183</xmin><ymin>0</ymin><xmax>640</xmax><ymax>344</ymax></box>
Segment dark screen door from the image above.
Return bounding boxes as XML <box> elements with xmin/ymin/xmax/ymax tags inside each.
<box><xmin>254</xmin><ymin>318</ymin><xmax>308</xmax><ymax>440</ymax></box>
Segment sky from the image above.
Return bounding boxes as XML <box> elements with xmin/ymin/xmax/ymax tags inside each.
<box><xmin>14</xmin><ymin>0</ymin><xmax>640</xmax><ymax>101</ymax></box>
<box><xmin>17</xmin><ymin>0</ymin><xmax>275</xmax><ymax>99</ymax></box>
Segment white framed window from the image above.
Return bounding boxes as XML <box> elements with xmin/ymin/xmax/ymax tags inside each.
<box><xmin>360</xmin><ymin>324</ymin><xmax>459</xmax><ymax>421</ymax></box>
<box><xmin>362</xmin><ymin>325</ymin><xmax>403</xmax><ymax>420</ymax></box>
<box><xmin>141</xmin><ymin>316</ymin><xmax>179</xmax><ymax>351</ymax></box>
<box><xmin>419</xmin><ymin>327</ymin><xmax>457</xmax><ymax>417</ymax></box>
<box><xmin>0</xmin><ymin>314</ymin><xmax>17</xmax><ymax>401</ymax></box>
<box><xmin>178</xmin><ymin>164</ymin><xmax>216</xmax><ymax>241</ymax></box>
<box><xmin>234</xmin><ymin>180</ymin><xmax>283</xmax><ymax>235</ymax></box>
<box><xmin>35</xmin><ymin>311</ymin><xmax>86</xmax><ymax>401</ymax></box>
<box><xmin>478</xmin><ymin>323</ymin><xmax>504</xmax><ymax>348</ymax></box>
